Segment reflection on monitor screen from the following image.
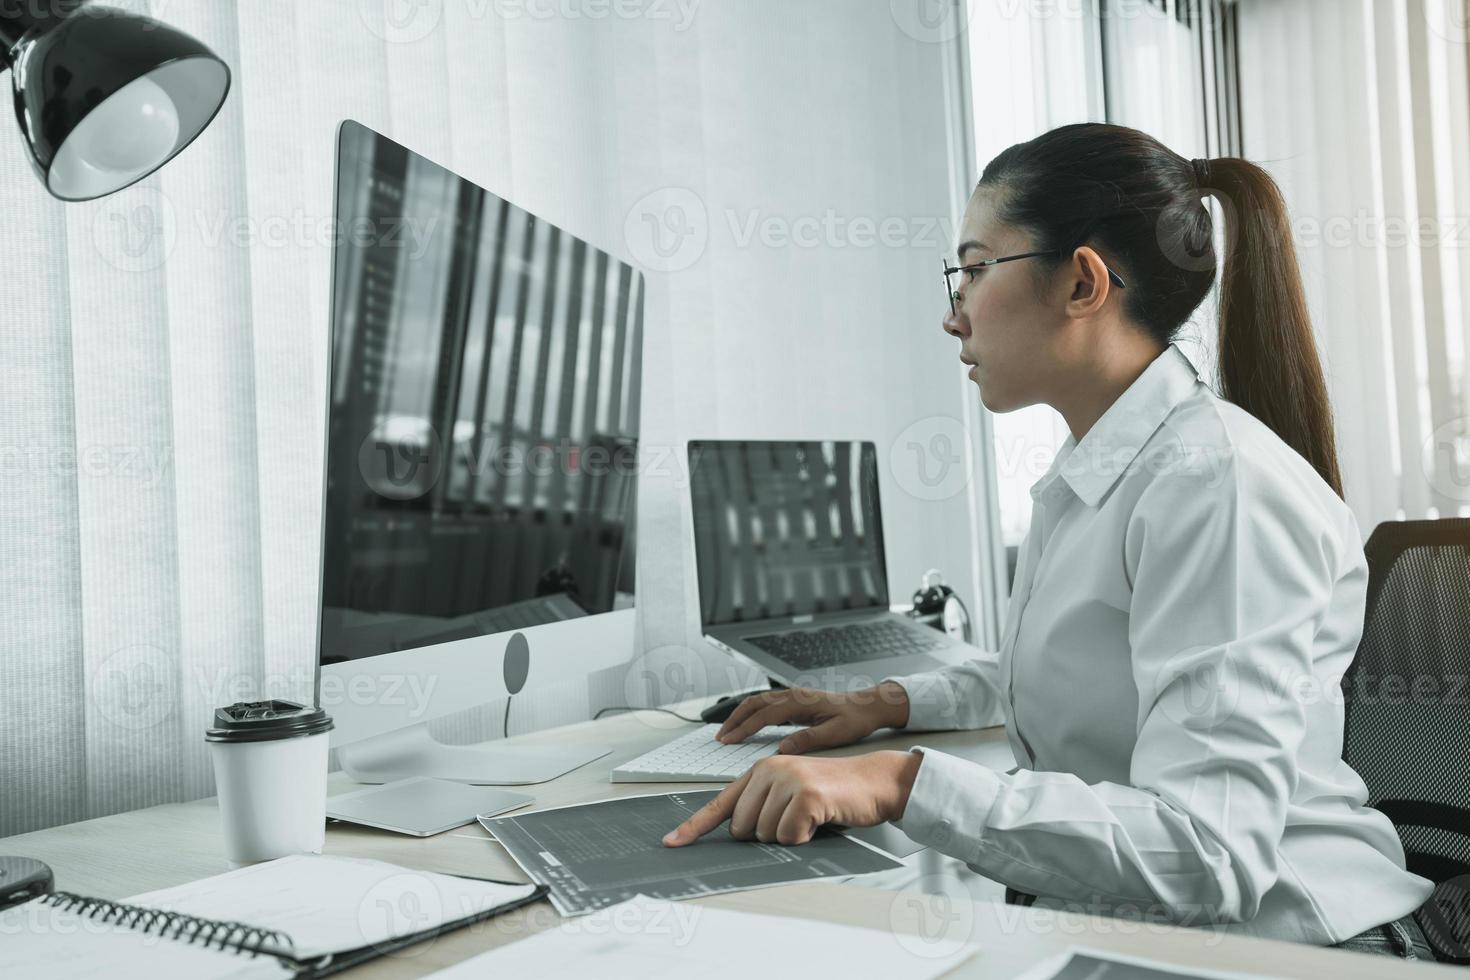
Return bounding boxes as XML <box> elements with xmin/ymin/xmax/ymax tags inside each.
<box><xmin>320</xmin><ymin>121</ymin><xmax>642</xmax><ymax>666</ymax></box>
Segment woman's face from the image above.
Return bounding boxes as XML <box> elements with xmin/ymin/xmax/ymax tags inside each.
<box><xmin>945</xmin><ymin>187</ymin><xmax>1067</xmax><ymax>413</ymax></box>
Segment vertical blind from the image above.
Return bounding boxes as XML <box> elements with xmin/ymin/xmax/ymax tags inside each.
<box><xmin>1238</xmin><ymin>0</ymin><xmax>1470</xmax><ymax>531</ymax></box>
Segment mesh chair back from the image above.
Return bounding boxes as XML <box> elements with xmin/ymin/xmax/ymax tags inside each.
<box><xmin>1342</xmin><ymin>519</ymin><xmax>1470</xmax><ymax>884</ymax></box>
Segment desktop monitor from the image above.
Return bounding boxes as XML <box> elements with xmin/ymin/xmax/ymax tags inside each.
<box><xmin>317</xmin><ymin>120</ymin><xmax>644</xmax><ymax>784</ymax></box>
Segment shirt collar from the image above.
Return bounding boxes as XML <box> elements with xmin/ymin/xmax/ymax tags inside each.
<box><xmin>1031</xmin><ymin>344</ymin><xmax>1202</xmax><ymax>509</ymax></box>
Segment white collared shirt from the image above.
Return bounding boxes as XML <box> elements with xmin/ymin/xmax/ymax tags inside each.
<box><xmin>888</xmin><ymin>344</ymin><xmax>1432</xmax><ymax>943</ymax></box>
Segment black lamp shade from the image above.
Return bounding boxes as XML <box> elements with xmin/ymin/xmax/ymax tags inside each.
<box><xmin>4</xmin><ymin>3</ymin><xmax>230</xmax><ymax>201</ymax></box>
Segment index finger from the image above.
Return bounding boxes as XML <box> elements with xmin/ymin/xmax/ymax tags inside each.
<box><xmin>662</xmin><ymin>771</ymin><xmax>751</xmax><ymax>847</ymax></box>
<box><xmin>717</xmin><ymin>691</ymin><xmax>786</xmax><ymax>738</ymax></box>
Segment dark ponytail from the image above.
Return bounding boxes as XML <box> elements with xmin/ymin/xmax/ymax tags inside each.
<box><xmin>980</xmin><ymin>123</ymin><xmax>1344</xmax><ymax>498</ymax></box>
<box><xmin>1207</xmin><ymin>158</ymin><xmax>1343</xmax><ymax>497</ymax></box>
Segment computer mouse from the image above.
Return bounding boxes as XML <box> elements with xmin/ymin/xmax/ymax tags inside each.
<box><xmin>700</xmin><ymin>690</ymin><xmax>764</xmax><ymax>725</ymax></box>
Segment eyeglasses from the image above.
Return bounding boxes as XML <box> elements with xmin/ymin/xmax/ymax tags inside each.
<box><xmin>944</xmin><ymin>251</ymin><xmax>1127</xmax><ymax>314</ymax></box>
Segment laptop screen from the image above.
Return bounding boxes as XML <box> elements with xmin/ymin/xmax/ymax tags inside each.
<box><xmin>688</xmin><ymin>440</ymin><xmax>890</xmax><ymax>627</ymax></box>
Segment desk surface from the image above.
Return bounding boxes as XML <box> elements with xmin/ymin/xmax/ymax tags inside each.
<box><xmin>3</xmin><ymin>706</ymin><xmax>1453</xmax><ymax>978</ymax></box>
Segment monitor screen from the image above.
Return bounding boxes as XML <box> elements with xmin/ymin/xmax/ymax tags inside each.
<box><xmin>319</xmin><ymin>121</ymin><xmax>641</xmax><ymax>665</ymax></box>
<box><xmin>687</xmin><ymin>440</ymin><xmax>889</xmax><ymax>627</ymax></box>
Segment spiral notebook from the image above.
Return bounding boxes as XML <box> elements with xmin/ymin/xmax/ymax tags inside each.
<box><xmin>0</xmin><ymin>854</ymin><xmax>545</xmax><ymax>979</ymax></box>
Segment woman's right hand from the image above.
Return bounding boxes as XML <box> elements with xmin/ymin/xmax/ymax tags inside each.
<box><xmin>715</xmin><ymin>682</ymin><xmax>911</xmax><ymax>754</ymax></box>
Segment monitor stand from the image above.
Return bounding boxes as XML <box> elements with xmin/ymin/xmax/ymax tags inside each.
<box><xmin>336</xmin><ymin>722</ymin><xmax>610</xmax><ymax>786</ymax></box>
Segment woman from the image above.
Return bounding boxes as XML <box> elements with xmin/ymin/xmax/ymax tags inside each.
<box><xmin>662</xmin><ymin>123</ymin><xmax>1434</xmax><ymax>957</ymax></box>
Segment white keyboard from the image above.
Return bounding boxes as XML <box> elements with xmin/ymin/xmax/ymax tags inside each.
<box><xmin>609</xmin><ymin>723</ymin><xmax>803</xmax><ymax>783</ymax></box>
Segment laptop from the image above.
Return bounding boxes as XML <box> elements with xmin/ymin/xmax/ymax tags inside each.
<box><xmin>687</xmin><ymin>439</ymin><xmax>958</xmax><ymax>691</ymax></box>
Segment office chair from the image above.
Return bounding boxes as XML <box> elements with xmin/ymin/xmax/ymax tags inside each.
<box><xmin>1342</xmin><ymin>518</ymin><xmax>1470</xmax><ymax>964</ymax></box>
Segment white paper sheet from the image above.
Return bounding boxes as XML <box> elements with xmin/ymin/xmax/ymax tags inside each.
<box><xmin>1013</xmin><ymin>947</ymin><xmax>1288</xmax><ymax>980</ymax></box>
<box><xmin>0</xmin><ymin>899</ymin><xmax>290</xmax><ymax>980</ymax></box>
<box><xmin>422</xmin><ymin>895</ymin><xmax>979</xmax><ymax>978</ymax></box>
<box><xmin>128</xmin><ymin>854</ymin><xmax>538</xmax><ymax>960</ymax></box>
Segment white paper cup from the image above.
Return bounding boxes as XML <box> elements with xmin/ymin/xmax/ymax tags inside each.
<box><xmin>206</xmin><ymin>700</ymin><xmax>334</xmax><ymax>868</ymax></box>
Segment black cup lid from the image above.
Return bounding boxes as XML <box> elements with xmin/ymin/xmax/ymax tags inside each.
<box><xmin>205</xmin><ymin>700</ymin><xmax>333</xmax><ymax>743</ymax></box>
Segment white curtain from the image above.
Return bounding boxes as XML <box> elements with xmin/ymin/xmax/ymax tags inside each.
<box><xmin>1238</xmin><ymin>0</ymin><xmax>1470</xmax><ymax>532</ymax></box>
<box><xmin>1</xmin><ymin>0</ymin><xmax>1001</xmax><ymax>835</ymax></box>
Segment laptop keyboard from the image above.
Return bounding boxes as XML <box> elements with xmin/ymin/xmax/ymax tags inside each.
<box><xmin>745</xmin><ymin>619</ymin><xmax>947</xmax><ymax>670</ymax></box>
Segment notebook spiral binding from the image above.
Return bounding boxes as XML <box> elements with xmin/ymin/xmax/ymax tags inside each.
<box><xmin>41</xmin><ymin>891</ymin><xmax>297</xmax><ymax>960</ymax></box>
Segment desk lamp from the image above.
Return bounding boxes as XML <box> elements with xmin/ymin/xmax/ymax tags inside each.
<box><xmin>1</xmin><ymin>0</ymin><xmax>230</xmax><ymax>200</ymax></box>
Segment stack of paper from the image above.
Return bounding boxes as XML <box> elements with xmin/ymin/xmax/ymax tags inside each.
<box><xmin>424</xmin><ymin>895</ymin><xmax>978</xmax><ymax>978</ymax></box>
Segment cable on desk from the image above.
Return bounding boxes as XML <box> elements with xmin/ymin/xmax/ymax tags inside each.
<box><xmin>593</xmin><ymin>705</ymin><xmax>705</xmax><ymax>723</ymax></box>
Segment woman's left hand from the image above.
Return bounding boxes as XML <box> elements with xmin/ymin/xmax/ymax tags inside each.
<box><xmin>661</xmin><ymin>750</ymin><xmax>922</xmax><ymax>847</ymax></box>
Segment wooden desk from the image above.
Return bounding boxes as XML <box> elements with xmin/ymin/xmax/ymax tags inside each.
<box><xmin>2</xmin><ymin>708</ymin><xmax>1453</xmax><ymax>978</ymax></box>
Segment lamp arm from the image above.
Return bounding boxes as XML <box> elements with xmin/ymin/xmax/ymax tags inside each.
<box><xmin>0</xmin><ymin>0</ymin><xmax>89</xmax><ymax>63</ymax></box>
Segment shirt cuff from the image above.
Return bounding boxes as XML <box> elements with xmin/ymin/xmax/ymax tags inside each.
<box><xmin>883</xmin><ymin>670</ymin><xmax>967</xmax><ymax>731</ymax></box>
<box><xmin>893</xmin><ymin>746</ymin><xmax>1004</xmax><ymax>856</ymax></box>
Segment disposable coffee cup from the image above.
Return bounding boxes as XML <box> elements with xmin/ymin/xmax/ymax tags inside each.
<box><xmin>206</xmin><ymin>700</ymin><xmax>333</xmax><ymax>867</ymax></box>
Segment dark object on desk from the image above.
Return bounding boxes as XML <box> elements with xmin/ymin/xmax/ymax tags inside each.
<box><xmin>0</xmin><ymin>856</ymin><xmax>52</xmax><ymax>910</ymax></box>
<box><xmin>700</xmin><ymin>689</ymin><xmax>768</xmax><ymax>724</ymax></box>
<box><xmin>1342</xmin><ymin>518</ymin><xmax>1470</xmax><ymax>963</ymax></box>
<box><xmin>480</xmin><ymin>790</ymin><xmax>901</xmax><ymax>916</ymax></box>
<box><xmin>907</xmin><ymin>568</ymin><xmax>973</xmax><ymax>644</ymax></box>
